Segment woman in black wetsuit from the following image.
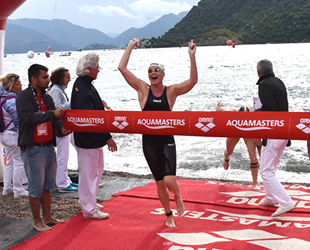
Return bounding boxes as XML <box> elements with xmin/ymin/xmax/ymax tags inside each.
<box><xmin>118</xmin><ymin>38</ymin><xmax>197</xmax><ymax>228</ymax></box>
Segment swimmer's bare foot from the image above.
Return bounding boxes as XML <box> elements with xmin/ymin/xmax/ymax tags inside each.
<box><xmin>253</xmin><ymin>183</ymin><xmax>261</xmax><ymax>190</ymax></box>
<box><xmin>33</xmin><ymin>222</ymin><xmax>51</xmax><ymax>232</ymax></box>
<box><xmin>42</xmin><ymin>217</ymin><xmax>65</xmax><ymax>225</ymax></box>
<box><xmin>175</xmin><ymin>195</ymin><xmax>185</xmax><ymax>216</ymax></box>
<box><xmin>223</xmin><ymin>151</ymin><xmax>229</xmax><ymax>170</ymax></box>
<box><xmin>165</xmin><ymin>212</ymin><xmax>175</xmax><ymax>228</ymax></box>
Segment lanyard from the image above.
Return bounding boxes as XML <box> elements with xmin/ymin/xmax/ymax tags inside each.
<box><xmin>59</xmin><ymin>85</ymin><xmax>69</xmax><ymax>101</ymax></box>
<box><xmin>30</xmin><ymin>86</ymin><xmax>44</xmax><ymax>112</ymax></box>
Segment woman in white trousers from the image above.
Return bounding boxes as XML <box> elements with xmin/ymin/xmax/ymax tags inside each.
<box><xmin>0</xmin><ymin>74</ymin><xmax>28</xmax><ymax>198</ymax></box>
<box><xmin>49</xmin><ymin>67</ymin><xmax>78</xmax><ymax>192</ymax></box>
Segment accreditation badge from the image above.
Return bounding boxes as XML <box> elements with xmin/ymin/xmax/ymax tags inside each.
<box><xmin>36</xmin><ymin>111</ymin><xmax>48</xmax><ymax>136</ymax></box>
<box><xmin>37</xmin><ymin>122</ymin><xmax>48</xmax><ymax>136</ymax></box>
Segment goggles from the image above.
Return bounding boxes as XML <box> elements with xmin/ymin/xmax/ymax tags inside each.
<box><xmin>148</xmin><ymin>68</ymin><xmax>164</xmax><ymax>73</ymax></box>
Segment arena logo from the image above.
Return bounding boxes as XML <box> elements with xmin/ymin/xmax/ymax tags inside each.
<box><xmin>226</xmin><ymin>119</ymin><xmax>284</xmax><ymax>131</ymax></box>
<box><xmin>157</xmin><ymin>229</ymin><xmax>310</xmax><ymax>249</ymax></box>
<box><xmin>195</xmin><ymin>117</ymin><xmax>215</xmax><ymax>133</ymax></box>
<box><xmin>112</xmin><ymin>116</ymin><xmax>129</xmax><ymax>130</ymax></box>
<box><xmin>67</xmin><ymin>116</ymin><xmax>104</xmax><ymax>127</ymax></box>
<box><xmin>137</xmin><ymin>118</ymin><xmax>185</xmax><ymax>129</ymax></box>
<box><xmin>296</xmin><ymin>118</ymin><xmax>310</xmax><ymax>134</ymax></box>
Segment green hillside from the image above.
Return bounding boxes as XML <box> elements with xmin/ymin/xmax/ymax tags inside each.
<box><xmin>154</xmin><ymin>0</ymin><xmax>310</xmax><ymax>47</ymax></box>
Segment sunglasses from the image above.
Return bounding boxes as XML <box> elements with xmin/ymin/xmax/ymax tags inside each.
<box><xmin>148</xmin><ymin>68</ymin><xmax>164</xmax><ymax>73</ymax></box>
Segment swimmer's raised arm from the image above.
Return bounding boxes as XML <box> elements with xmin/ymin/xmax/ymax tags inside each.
<box><xmin>118</xmin><ymin>38</ymin><xmax>149</xmax><ymax>109</ymax></box>
<box><xmin>167</xmin><ymin>39</ymin><xmax>198</xmax><ymax>108</ymax></box>
<box><xmin>118</xmin><ymin>38</ymin><xmax>148</xmax><ymax>92</ymax></box>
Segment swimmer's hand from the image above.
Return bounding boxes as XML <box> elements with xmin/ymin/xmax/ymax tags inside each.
<box><xmin>216</xmin><ymin>101</ymin><xmax>224</xmax><ymax>111</ymax></box>
<box><xmin>130</xmin><ymin>38</ymin><xmax>140</xmax><ymax>48</ymax></box>
<box><xmin>188</xmin><ymin>39</ymin><xmax>196</xmax><ymax>55</ymax></box>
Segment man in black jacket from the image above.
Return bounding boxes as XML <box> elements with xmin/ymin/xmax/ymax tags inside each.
<box><xmin>71</xmin><ymin>52</ymin><xmax>117</xmax><ymax>220</ymax></box>
<box><xmin>16</xmin><ymin>64</ymin><xmax>71</xmax><ymax>232</ymax></box>
<box><xmin>256</xmin><ymin>59</ymin><xmax>294</xmax><ymax>217</ymax></box>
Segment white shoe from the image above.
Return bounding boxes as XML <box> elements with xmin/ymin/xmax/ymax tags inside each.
<box><xmin>14</xmin><ymin>189</ymin><xmax>29</xmax><ymax>198</ymax></box>
<box><xmin>84</xmin><ymin>210</ymin><xmax>109</xmax><ymax>220</ymax></box>
<box><xmin>258</xmin><ymin>197</ymin><xmax>277</xmax><ymax>206</ymax></box>
<box><xmin>2</xmin><ymin>189</ymin><xmax>13</xmax><ymax>196</ymax></box>
<box><xmin>97</xmin><ymin>203</ymin><xmax>104</xmax><ymax>209</ymax></box>
<box><xmin>272</xmin><ymin>203</ymin><xmax>295</xmax><ymax>217</ymax></box>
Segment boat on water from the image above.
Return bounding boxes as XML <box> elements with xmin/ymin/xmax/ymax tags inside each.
<box><xmin>60</xmin><ymin>51</ymin><xmax>72</xmax><ymax>57</ymax></box>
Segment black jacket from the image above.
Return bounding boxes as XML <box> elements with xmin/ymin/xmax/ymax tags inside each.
<box><xmin>256</xmin><ymin>73</ymin><xmax>288</xmax><ymax>111</ymax></box>
<box><xmin>70</xmin><ymin>75</ymin><xmax>112</xmax><ymax>149</ymax></box>
<box><xmin>16</xmin><ymin>86</ymin><xmax>63</xmax><ymax>147</ymax></box>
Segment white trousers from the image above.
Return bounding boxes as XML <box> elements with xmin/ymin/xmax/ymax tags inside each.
<box><xmin>76</xmin><ymin>146</ymin><xmax>104</xmax><ymax>216</ymax></box>
<box><xmin>0</xmin><ymin>131</ymin><xmax>27</xmax><ymax>194</ymax></box>
<box><xmin>260</xmin><ymin>139</ymin><xmax>292</xmax><ymax>205</ymax></box>
<box><xmin>56</xmin><ymin>135</ymin><xmax>72</xmax><ymax>189</ymax></box>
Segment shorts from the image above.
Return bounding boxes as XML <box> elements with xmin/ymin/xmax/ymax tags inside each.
<box><xmin>142</xmin><ymin>134</ymin><xmax>176</xmax><ymax>181</ymax></box>
<box><xmin>21</xmin><ymin>145</ymin><xmax>57</xmax><ymax>198</ymax></box>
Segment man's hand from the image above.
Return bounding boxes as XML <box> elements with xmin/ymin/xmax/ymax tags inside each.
<box><xmin>106</xmin><ymin>138</ymin><xmax>117</xmax><ymax>152</ymax></box>
<box><xmin>54</xmin><ymin>108</ymin><xmax>65</xmax><ymax>118</ymax></box>
<box><xmin>188</xmin><ymin>39</ymin><xmax>196</xmax><ymax>56</ymax></box>
<box><xmin>61</xmin><ymin>127</ymin><xmax>71</xmax><ymax>136</ymax></box>
<box><xmin>102</xmin><ymin>100</ymin><xmax>112</xmax><ymax>110</ymax></box>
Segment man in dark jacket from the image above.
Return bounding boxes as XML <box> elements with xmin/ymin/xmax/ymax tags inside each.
<box><xmin>16</xmin><ymin>64</ymin><xmax>71</xmax><ymax>232</ymax></box>
<box><xmin>71</xmin><ymin>52</ymin><xmax>117</xmax><ymax>220</ymax></box>
<box><xmin>256</xmin><ymin>59</ymin><xmax>294</xmax><ymax>217</ymax></box>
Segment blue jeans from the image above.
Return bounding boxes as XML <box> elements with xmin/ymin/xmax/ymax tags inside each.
<box><xmin>21</xmin><ymin>145</ymin><xmax>57</xmax><ymax>198</ymax></box>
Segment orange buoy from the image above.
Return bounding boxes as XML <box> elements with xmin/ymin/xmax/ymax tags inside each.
<box><xmin>227</xmin><ymin>40</ymin><xmax>233</xmax><ymax>46</ymax></box>
<box><xmin>48</xmin><ymin>46</ymin><xmax>51</xmax><ymax>50</ymax></box>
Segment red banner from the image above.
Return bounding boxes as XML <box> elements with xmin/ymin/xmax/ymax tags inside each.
<box><xmin>62</xmin><ymin>110</ymin><xmax>310</xmax><ymax>140</ymax></box>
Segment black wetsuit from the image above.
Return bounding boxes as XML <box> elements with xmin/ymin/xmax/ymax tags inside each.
<box><xmin>142</xmin><ymin>87</ymin><xmax>176</xmax><ymax>181</ymax></box>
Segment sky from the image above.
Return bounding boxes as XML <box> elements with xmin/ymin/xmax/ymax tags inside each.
<box><xmin>9</xmin><ymin>0</ymin><xmax>200</xmax><ymax>35</ymax></box>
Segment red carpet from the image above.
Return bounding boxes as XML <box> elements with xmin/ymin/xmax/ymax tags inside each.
<box><xmin>114</xmin><ymin>180</ymin><xmax>310</xmax><ymax>213</ymax></box>
<box><xmin>10</xmin><ymin>180</ymin><xmax>310</xmax><ymax>250</ymax></box>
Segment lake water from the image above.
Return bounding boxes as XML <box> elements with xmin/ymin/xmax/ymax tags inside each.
<box><xmin>3</xmin><ymin>43</ymin><xmax>310</xmax><ymax>184</ymax></box>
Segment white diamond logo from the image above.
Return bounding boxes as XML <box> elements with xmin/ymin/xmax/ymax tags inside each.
<box><xmin>296</xmin><ymin>124</ymin><xmax>306</xmax><ymax>130</ymax></box>
<box><xmin>195</xmin><ymin>123</ymin><xmax>204</xmax><ymax>129</ymax></box>
<box><xmin>296</xmin><ymin>123</ymin><xmax>310</xmax><ymax>134</ymax></box>
<box><xmin>195</xmin><ymin>122</ymin><xmax>216</xmax><ymax>133</ymax></box>
<box><xmin>303</xmin><ymin>127</ymin><xmax>310</xmax><ymax>134</ymax></box>
<box><xmin>113</xmin><ymin>120</ymin><xmax>129</xmax><ymax>130</ymax></box>
<box><xmin>112</xmin><ymin>121</ymin><xmax>119</xmax><ymax>127</ymax></box>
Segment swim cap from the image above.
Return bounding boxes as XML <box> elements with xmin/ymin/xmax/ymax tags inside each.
<box><xmin>149</xmin><ymin>63</ymin><xmax>165</xmax><ymax>71</ymax></box>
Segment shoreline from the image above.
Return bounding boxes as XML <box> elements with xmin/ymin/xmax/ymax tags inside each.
<box><xmin>98</xmin><ymin>170</ymin><xmax>310</xmax><ymax>186</ymax></box>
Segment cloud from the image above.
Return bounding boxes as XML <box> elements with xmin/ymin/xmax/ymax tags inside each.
<box><xmin>77</xmin><ymin>5</ymin><xmax>135</xmax><ymax>18</ymax></box>
<box><xmin>75</xmin><ymin>1</ymin><xmax>193</xmax><ymax>30</ymax></box>
<box><xmin>129</xmin><ymin>0</ymin><xmax>192</xmax><ymax>15</ymax></box>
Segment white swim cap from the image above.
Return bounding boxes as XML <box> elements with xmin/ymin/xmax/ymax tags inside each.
<box><xmin>149</xmin><ymin>63</ymin><xmax>164</xmax><ymax>71</ymax></box>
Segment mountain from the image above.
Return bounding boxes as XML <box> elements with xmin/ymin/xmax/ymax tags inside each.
<box><xmin>113</xmin><ymin>11</ymin><xmax>188</xmax><ymax>47</ymax></box>
<box><xmin>5</xmin><ymin>23</ymin><xmax>73</xmax><ymax>54</ymax></box>
<box><xmin>155</xmin><ymin>0</ymin><xmax>310</xmax><ymax>47</ymax></box>
<box><xmin>7</xmin><ymin>18</ymin><xmax>115</xmax><ymax>49</ymax></box>
<box><xmin>4</xmin><ymin>12</ymin><xmax>188</xmax><ymax>53</ymax></box>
